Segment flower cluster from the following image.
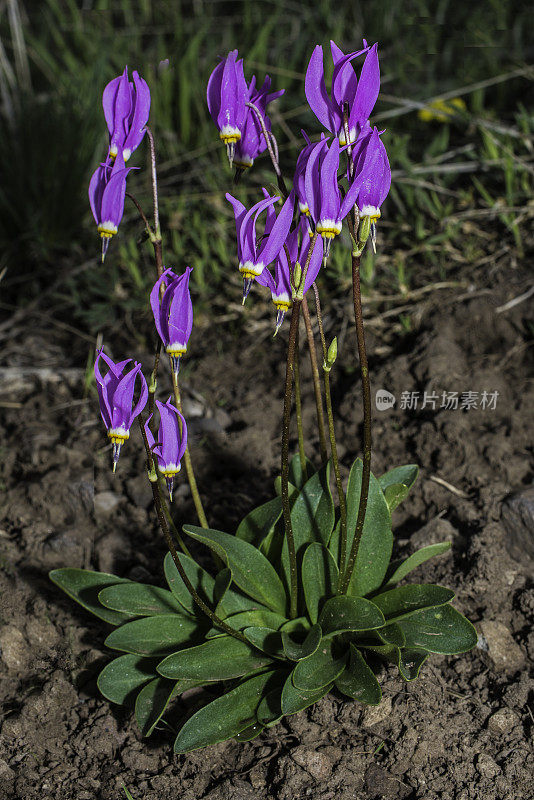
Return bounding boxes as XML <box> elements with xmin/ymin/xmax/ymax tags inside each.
<box><xmin>89</xmin><ymin>67</ymin><xmax>151</xmax><ymax>261</ymax></box>
<box><xmin>208</xmin><ymin>39</ymin><xmax>391</xmax><ymax>332</ymax></box>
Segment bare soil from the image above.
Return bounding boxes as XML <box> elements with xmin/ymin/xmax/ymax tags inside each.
<box><xmin>0</xmin><ymin>266</ymin><xmax>533</xmax><ymax>800</ymax></box>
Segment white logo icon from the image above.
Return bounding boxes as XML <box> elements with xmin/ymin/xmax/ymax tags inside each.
<box><xmin>375</xmin><ymin>389</ymin><xmax>396</xmax><ymax>411</ymax></box>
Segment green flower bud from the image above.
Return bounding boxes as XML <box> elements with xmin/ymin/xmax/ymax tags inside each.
<box><xmin>323</xmin><ymin>336</ymin><xmax>338</xmax><ymax>372</ymax></box>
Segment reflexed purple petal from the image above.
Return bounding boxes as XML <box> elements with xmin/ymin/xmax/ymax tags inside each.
<box><xmin>108</xmin><ymin>68</ymin><xmax>133</xmax><ymax>156</ymax></box>
<box><xmin>305</xmin><ymin>45</ymin><xmax>338</xmax><ymax>133</ymax></box>
<box><xmin>349</xmin><ymin>43</ymin><xmax>380</xmax><ymax>130</ymax></box>
<box><xmin>304</xmin><ymin>139</ymin><xmax>328</xmax><ymax>224</ymax></box>
<box><xmin>255</xmin><ymin>265</ymin><xmax>276</xmax><ymax>292</ymax></box>
<box><xmin>100</xmin><ymin>155</ymin><xmax>135</xmax><ymax>227</ymax></box>
<box><xmin>150</xmin><ymin>268</ymin><xmax>177</xmax><ymax>344</ymax></box>
<box><xmin>226</xmin><ymin>193</ymin><xmax>248</xmax><ymax>261</ymax></box>
<box><xmin>257</xmin><ymin>191</ymin><xmax>294</xmax><ymax>268</ymax></box>
<box><xmin>241</xmin><ymin>195</ymin><xmax>279</xmax><ymax>264</ymax></box>
<box><xmin>102</xmin><ymin>75</ymin><xmax>122</xmax><ymax>136</ymax></box>
<box><xmin>207</xmin><ymin>59</ymin><xmax>224</xmax><ymax>123</ymax></box>
<box><xmin>167</xmin><ymin>268</ymin><xmax>194</xmax><ymax>347</ymax></box>
<box><xmin>330</xmin><ymin>40</ymin><xmax>359</xmax><ymax>110</ymax></box>
<box><xmin>123</xmin><ymin>71</ymin><xmax>151</xmax><ymax>157</ymax></box>
<box><xmin>130</xmin><ymin>368</ymin><xmax>149</xmax><ymax>424</ymax></box>
<box><xmin>302</xmin><ymin>233</ymin><xmax>323</xmax><ymax>293</ymax></box>
<box><xmin>88</xmin><ymin>163</ymin><xmax>108</xmax><ymax>224</ymax></box>
<box><xmin>144</xmin><ymin>414</ymin><xmax>156</xmax><ymax>451</ymax></box>
<box><xmin>318</xmin><ymin>138</ymin><xmax>341</xmax><ymax>221</ymax></box>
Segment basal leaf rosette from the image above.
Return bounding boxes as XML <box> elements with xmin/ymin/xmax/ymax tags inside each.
<box><xmin>49</xmin><ymin>455</ymin><xmax>476</xmax><ymax>753</ymax></box>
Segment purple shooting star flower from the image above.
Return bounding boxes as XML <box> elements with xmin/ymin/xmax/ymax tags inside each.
<box><xmin>207</xmin><ymin>50</ymin><xmax>248</xmax><ymax>166</ymax></box>
<box><xmin>89</xmin><ymin>154</ymin><xmax>135</xmax><ymax>262</ymax></box>
<box><xmin>257</xmin><ymin>217</ymin><xmax>322</xmax><ymax>334</ymax></box>
<box><xmin>305</xmin><ymin>41</ymin><xmax>379</xmax><ymax>145</ymax></box>
<box><xmin>303</xmin><ymin>137</ymin><xmax>367</xmax><ymax>258</ymax></box>
<box><xmin>233</xmin><ymin>74</ymin><xmax>284</xmax><ymax>170</ymax></box>
<box><xmin>103</xmin><ymin>67</ymin><xmax>151</xmax><ymax>162</ymax></box>
<box><xmin>145</xmin><ymin>398</ymin><xmax>187</xmax><ymax>501</ymax></box>
<box><xmin>150</xmin><ymin>267</ymin><xmax>194</xmax><ymax>378</ymax></box>
<box><xmin>353</xmin><ymin>128</ymin><xmax>391</xmax><ymax>250</ymax></box>
<box><xmin>94</xmin><ymin>350</ymin><xmax>148</xmax><ymax>471</ymax></box>
<box><xmin>226</xmin><ymin>189</ymin><xmax>295</xmax><ymax>302</ymax></box>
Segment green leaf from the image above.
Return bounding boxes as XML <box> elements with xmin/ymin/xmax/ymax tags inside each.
<box><xmin>398</xmin><ymin>605</ymin><xmax>478</xmax><ymax>654</ymax></box>
<box><xmin>378</xmin><ymin>464</ymin><xmax>419</xmax><ymax>511</ymax></box>
<box><xmin>49</xmin><ymin>568</ymin><xmax>133</xmax><ymax>625</ymax></box>
<box><xmin>282</xmin><ymin>623</ymin><xmax>322</xmax><ymax>661</ymax></box>
<box><xmin>319</xmin><ymin>596</ymin><xmax>385</xmax><ymax>636</ymax></box>
<box><xmin>279</xmin><ymin>617</ymin><xmax>310</xmax><ymax>635</ymax></box>
<box><xmin>302</xmin><ymin>543</ymin><xmax>339</xmax><ymax>624</ymax></box>
<box><xmin>99</xmin><ymin>583</ymin><xmax>186</xmax><ymax>617</ymax></box>
<box><xmin>105</xmin><ymin>614</ymin><xmax>200</xmax><ymax>657</ymax></box>
<box><xmin>183</xmin><ymin>525</ymin><xmax>287</xmax><ymax>614</ymax></box>
<box><xmin>382</xmin><ymin>542</ymin><xmax>452</xmax><ymax>589</ymax></box>
<box><xmin>378</xmin><ymin>623</ymin><xmax>406</xmax><ymax>647</ymax></box>
<box><xmin>243</xmin><ymin>626</ymin><xmax>284</xmax><ymax>657</ymax></box>
<box><xmin>345</xmin><ymin>460</ymin><xmax>393</xmax><ymax>597</ymax></box>
<box><xmin>292</xmin><ymin>639</ymin><xmax>348</xmax><ymax>691</ymax></box>
<box><xmin>281</xmin><ymin>673</ymin><xmax>332</xmax><ymax>715</ymax></box>
<box><xmin>164</xmin><ymin>552</ymin><xmax>215</xmax><ymax>615</ymax></box>
<box><xmin>282</xmin><ymin>463</ymin><xmax>335</xmax><ymax>594</ymax></box>
<box><xmin>274</xmin><ymin>475</ymin><xmax>298</xmax><ymax>501</ymax></box>
<box><xmin>371</xmin><ymin>585</ymin><xmax>455</xmax><ymax>623</ymax></box>
<box><xmin>236</xmin><ymin>497</ymin><xmax>283</xmax><ymax>546</ymax></box>
<box><xmin>335</xmin><ymin>645</ymin><xmax>382</xmax><ymax>704</ymax></box>
<box><xmin>97</xmin><ymin>654</ymin><xmax>156</xmax><ymax>704</ymax></box>
<box><xmin>157</xmin><ymin>635</ymin><xmax>274</xmax><ymax>681</ymax></box>
<box><xmin>174</xmin><ymin>671</ymin><xmax>280</xmax><ymax>752</ymax></box>
<box><xmin>135</xmin><ymin>677</ymin><xmax>182</xmax><ymax>737</ymax></box>
<box><xmin>256</xmin><ymin>685</ymin><xmax>288</xmax><ymax>727</ymax></box>
<box><xmin>213</xmin><ymin>568</ymin><xmax>233</xmax><ymax>610</ymax></box>
<box><xmin>207</xmin><ymin>609</ymin><xmax>287</xmax><ymax>638</ymax></box>
<box><xmin>397</xmin><ymin>648</ymin><xmax>429</xmax><ymax>680</ymax></box>
<box><xmin>234</xmin><ymin>723</ymin><xmax>264</xmax><ymax>741</ymax></box>
<box><xmin>289</xmin><ymin>453</ymin><xmax>315</xmax><ymax>489</ymax></box>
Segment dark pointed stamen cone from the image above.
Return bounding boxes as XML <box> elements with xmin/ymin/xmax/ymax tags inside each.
<box><xmin>171</xmin><ymin>355</ymin><xmax>181</xmax><ymax>379</ymax></box>
<box><xmin>112</xmin><ymin>441</ymin><xmax>122</xmax><ymax>472</ymax></box>
<box><xmin>371</xmin><ymin>222</ymin><xmax>377</xmax><ymax>253</ymax></box>
<box><xmin>322</xmin><ymin>237</ymin><xmax>331</xmax><ymax>262</ymax></box>
<box><xmin>226</xmin><ymin>141</ymin><xmax>236</xmax><ymax>168</ymax></box>
<box><xmin>101</xmin><ymin>237</ymin><xmax>110</xmax><ymax>263</ymax></box>
<box><xmin>242</xmin><ymin>277</ymin><xmax>253</xmax><ymax>305</ymax></box>
<box><xmin>274</xmin><ymin>309</ymin><xmax>286</xmax><ymax>336</ymax></box>
<box><xmin>166</xmin><ymin>477</ymin><xmax>174</xmax><ymax>502</ymax></box>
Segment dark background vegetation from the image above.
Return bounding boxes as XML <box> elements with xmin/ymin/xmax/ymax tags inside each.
<box><xmin>0</xmin><ymin>0</ymin><xmax>532</xmax><ymax>351</ymax></box>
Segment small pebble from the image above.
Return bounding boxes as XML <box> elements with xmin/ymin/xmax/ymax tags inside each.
<box><xmin>290</xmin><ymin>745</ymin><xmax>333</xmax><ymax>780</ymax></box>
<box><xmin>480</xmin><ymin>621</ymin><xmax>526</xmax><ymax>672</ymax></box>
<box><xmin>362</xmin><ymin>696</ymin><xmax>392</xmax><ymax>728</ymax></box>
<box><xmin>0</xmin><ymin>625</ymin><xmax>31</xmax><ymax>672</ymax></box>
<box><xmin>488</xmin><ymin>707</ymin><xmax>519</xmax><ymax>735</ymax></box>
<box><xmin>476</xmin><ymin>753</ymin><xmax>500</xmax><ymax>779</ymax></box>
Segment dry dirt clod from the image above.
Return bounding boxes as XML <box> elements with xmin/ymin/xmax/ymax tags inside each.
<box><xmin>479</xmin><ymin>620</ymin><xmax>526</xmax><ymax>673</ymax></box>
<box><xmin>501</xmin><ymin>485</ymin><xmax>534</xmax><ymax>576</ymax></box>
<box><xmin>476</xmin><ymin>753</ymin><xmax>501</xmax><ymax>779</ymax></box>
<box><xmin>487</xmin><ymin>707</ymin><xmax>520</xmax><ymax>735</ymax></box>
<box><xmin>361</xmin><ymin>696</ymin><xmax>392</xmax><ymax>728</ymax></box>
<box><xmin>0</xmin><ymin>625</ymin><xmax>31</xmax><ymax>672</ymax></box>
<box><xmin>290</xmin><ymin>745</ymin><xmax>334</xmax><ymax>780</ymax></box>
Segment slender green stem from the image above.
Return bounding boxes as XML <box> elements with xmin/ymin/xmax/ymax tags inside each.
<box><xmin>158</xmin><ymin>476</ymin><xmax>192</xmax><ymax>558</ymax></box>
<box><xmin>138</xmin><ymin>416</ymin><xmax>248</xmax><ymax>643</ymax></box>
<box><xmin>170</xmin><ymin>371</ymin><xmax>209</xmax><ymax>529</ymax></box>
<box><xmin>293</xmin><ymin>324</ymin><xmax>307</xmax><ymax>483</ymax></box>
<box><xmin>301</xmin><ymin>296</ymin><xmax>328</xmax><ymax>464</ymax></box>
<box><xmin>311</xmin><ymin>284</ymin><xmax>348</xmax><ymax>584</ymax></box>
<box><xmin>339</xmin><ymin>253</ymin><xmax>372</xmax><ymax>594</ymax></box>
<box><xmin>281</xmin><ymin>299</ymin><xmax>302</xmax><ymax>619</ymax></box>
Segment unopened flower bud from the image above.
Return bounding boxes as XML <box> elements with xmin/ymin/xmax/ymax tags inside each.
<box><xmin>324</xmin><ymin>336</ymin><xmax>338</xmax><ymax>372</ymax></box>
<box><xmin>357</xmin><ymin>215</ymin><xmax>371</xmax><ymax>248</ymax></box>
<box><xmin>293</xmin><ymin>261</ymin><xmax>302</xmax><ymax>292</ymax></box>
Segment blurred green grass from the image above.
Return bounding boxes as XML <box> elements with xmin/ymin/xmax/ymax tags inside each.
<box><xmin>0</xmin><ymin>0</ymin><xmax>532</xmax><ymax>336</ymax></box>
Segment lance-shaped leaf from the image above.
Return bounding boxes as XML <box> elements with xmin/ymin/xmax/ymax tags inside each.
<box><xmin>213</xmin><ymin>568</ymin><xmax>233</xmax><ymax>612</ymax></box>
<box><xmin>157</xmin><ymin>635</ymin><xmax>274</xmax><ymax>681</ymax></box>
<box><xmin>281</xmin><ymin>463</ymin><xmax>335</xmax><ymax>593</ymax></box>
<box><xmin>99</xmin><ymin>583</ymin><xmax>187</xmax><ymax>617</ymax></box>
<box><xmin>281</xmin><ymin>672</ymin><xmax>332</xmax><ymax>715</ymax></box>
<box><xmin>319</xmin><ymin>595</ymin><xmax>385</xmax><ymax>636</ymax></box>
<box><xmin>183</xmin><ymin>525</ymin><xmax>287</xmax><ymax>614</ymax></box>
<box><xmin>378</xmin><ymin>464</ymin><xmax>419</xmax><ymax>512</ymax></box>
<box><xmin>105</xmin><ymin>613</ymin><xmax>200</xmax><ymax>656</ymax></box>
<box><xmin>282</xmin><ymin>623</ymin><xmax>322</xmax><ymax>661</ymax></box>
<box><xmin>345</xmin><ymin>460</ymin><xmax>393</xmax><ymax>596</ymax></box>
<box><xmin>302</xmin><ymin>543</ymin><xmax>339</xmax><ymax>624</ymax></box>
<box><xmin>97</xmin><ymin>654</ymin><xmax>157</xmax><ymax>704</ymax></box>
<box><xmin>257</xmin><ymin>687</ymin><xmax>284</xmax><ymax>727</ymax></box>
<box><xmin>236</xmin><ymin>496</ymin><xmax>283</xmax><ymax>547</ymax></box>
<box><xmin>207</xmin><ymin>609</ymin><xmax>287</xmax><ymax>638</ymax></box>
<box><xmin>49</xmin><ymin>568</ymin><xmax>133</xmax><ymax>625</ymax></box>
<box><xmin>398</xmin><ymin>605</ymin><xmax>478</xmax><ymax>654</ymax></box>
<box><xmin>174</xmin><ymin>670</ymin><xmax>281</xmax><ymax>753</ymax></box>
<box><xmin>335</xmin><ymin>645</ymin><xmax>381</xmax><ymax>704</ymax></box>
<box><xmin>244</xmin><ymin>626</ymin><xmax>284</xmax><ymax>657</ymax></box>
<box><xmin>292</xmin><ymin>639</ymin><xmax>348</xmax><ymax>691</ymax></box>
<box><xmin>382</xmin><ymin>542</ymin><xmax>452</xmax><ymax>590</ymax></box>
<box><xmin>135</xmin><ymin>677</ymin><xmax>184</xmax><ymax>737</ymax></box>
<box><xmin>371</xmin><ymin>585</ymin><xmax>455</xmax><ymax>624</ymax></box>
<box><xmin>163</xmin><ymin>552</ymin><xmax>215</xmax><ymax>615</ymax></box>
<box><xmin>289</xmin><ymin>453</ymin><xmax>316</xmax><ymax>490</ymax></box>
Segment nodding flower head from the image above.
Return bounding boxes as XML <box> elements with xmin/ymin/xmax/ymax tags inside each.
<box><xmin>353</xmin><ymin>128</ymin><xmax>391</xmax><ymax>251</ymax></box>
<box><xmin>257</xmin><ymin>217</ymin><xmax>322</xmax><ymax>334</ymax></box>
<box><xmin>150</xmin><ymin>267</ymin><xmax>194</xmax><ymax>379</ymax></box>
<box><xmin>145</xmin><ymin>399</ymin><xmax>187</xmax><ymax>501</ymax></box>
<box><xmin>88</xmin><ymin>154</ymin><xmax>135</xmax><ymax>262</ymax></box>
<box><xmin>305</xmin><ymin>40</ymin><xmax>379</xmax><ymax>145</ymax></box>
<box><xmin>103</xmin><ymin>67</ymin><xmax>151</xmax><ymax>163</ymax></box>
<box><xmin>226</xmin><ymin>189</ymin><xmax>294</xmax><ymax>303</ymax></box>
<box><xmin>233</xmin><ymin>74</ymin><xmax>284</xmax><ymax>171</ymax></box>
<box><xmin>207</xmin><ymin>50</ymin><xmax>248</xmax><ymax>166</ymax></box>
<box><xmin>303</xmin><ymin>137</ymin><xmax>367</xmax><ymax>259</ymax></box>
<box><xmin>94</xmin><ymin>350</ymin><xmax>148</xmax><ymax>471</ymax></box>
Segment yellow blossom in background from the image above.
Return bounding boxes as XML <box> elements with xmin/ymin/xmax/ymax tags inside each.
<box><xmin>418</xmin><ymin>96</ymin><xmax>466</xmax><ymax>123</ymax></box>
